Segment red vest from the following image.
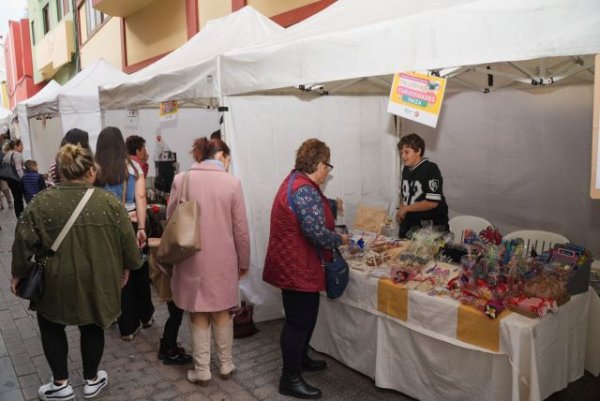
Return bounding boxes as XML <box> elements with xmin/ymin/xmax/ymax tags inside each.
<box><xmin>263</xmin><ymin>171</ymin><xmax>335</xmax><ymax>292</ymax></box>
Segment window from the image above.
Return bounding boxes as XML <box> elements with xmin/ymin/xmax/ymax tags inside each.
<box><xmin>62</xmin><ymin>0</ymin><xmax>70</xmax><ymax>16</ymax></box>
<box><xmin>42</xmin><ymin>4</ymin><xmax>50</xmax><ymax>34</ymax></box>
<box><xmin>85</xmin><ymin>0</ymin><xmax>105</xmax><ymax>36</ymax></box>
<box><xmin>30</xmin><ymin>20</ymin><xmax>36</xmax><ymax>44</ymax></box>
<box><xmin>56</xmin><ymin>0</ymin><xmax>62</xmax><ymax>21</ymax></box>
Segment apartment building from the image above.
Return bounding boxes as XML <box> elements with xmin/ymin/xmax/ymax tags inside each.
<box><xmin>27</xmin><ymin>0</ymin><xmax>77</xmax><ymax>84</ymax></box>
<box><xmin>85</xmin><ymin>0</ymin><xmax>335</xmax><ymax>73</ymax></box>
<box><xmin>2</xmin><ymin>19</ymin><xmax>43</xmax><ymax>108</ymax></box>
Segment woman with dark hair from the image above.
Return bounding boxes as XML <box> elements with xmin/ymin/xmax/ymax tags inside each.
<box><xmin>2</xmin><ymin>139</ymin><xmax>25</xmax><ymax>218</ymax></box>
<box><xmin>49</xmin><ymin>128</ymin><xmax>90</xmax><ymax>184</ymax></box>
<box><xmin>95</xmin><ymin>126</ymin><xmax>154</xmax><ymax>341</ymax></box>
<box><xmin>169</xmin><ymin>137</ymin><xmax>250</xmax><ymax>386</ymax></box>
<box><xmin>11</xmin><ymin>144</ymin><xmax>142</xmax><ymax>400</ymax></box>
<box><xmin>263</xmin><ymin>138</ymin><xmax>349</xmax><ymax>399</ymax></box>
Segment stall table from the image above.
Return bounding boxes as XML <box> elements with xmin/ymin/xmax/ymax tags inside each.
<box><xmin>311</xmin><ymin>270</ymin><xmax>600</xmax><ymax>401</ymax></box>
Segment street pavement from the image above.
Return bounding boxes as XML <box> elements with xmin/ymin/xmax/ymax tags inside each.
<box><xmin>1</xmin><ymin>205</ymin><xmax>599</xmax><ymax>401</ymax></box>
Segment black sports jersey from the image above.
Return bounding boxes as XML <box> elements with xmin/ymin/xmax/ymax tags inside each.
<box><xmin>399</xmin><ymin>158</ymin><xmax>448</xmax><ymax>235</ymax></box>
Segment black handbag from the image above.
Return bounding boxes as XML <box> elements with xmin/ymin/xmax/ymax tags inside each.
<box><xmin>321</xmin><ymin>248</ymin><xmax>350</xmax><ymax>299</ymax></box>
<box><xmin>15</xmin><ymin>188</ymin><xmax>95</xmax><ymax>300</ymax></box>
<box><xmin>0</xmin><ymin>153</ymin><xmax>20</xmax><ymax>182</ymax></box>
<box><xmin>16</xmin><ymin>262</ymin><xmax>45</xmax><ymax>300</ymax></box>
<box><xmin>286</xmin><ymin>171</ymin><xmax>350</xmax><ymax>299</ymax></box>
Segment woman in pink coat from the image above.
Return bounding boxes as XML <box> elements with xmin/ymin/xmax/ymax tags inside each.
<box><xmin>167</xmin><ymin>137</ymin><xmax>250</xmax><ymax>386</ymax></box>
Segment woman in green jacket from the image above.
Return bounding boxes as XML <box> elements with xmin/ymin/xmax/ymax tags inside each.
<box><xmin>10</xmin><ymin>144</ymin><xmax>142</xmax><ymax>401</ymax></box>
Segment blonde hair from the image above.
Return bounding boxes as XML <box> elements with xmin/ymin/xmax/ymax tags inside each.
<box><xmin>57</xmin><ymin>144</ymin><xmax>97</xmax><ymax>181</ymax></box>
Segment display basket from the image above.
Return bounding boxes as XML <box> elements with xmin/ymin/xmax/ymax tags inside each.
<box><xmin>566</xmin><ymin>259</ymin><xmax>591</xmax><ymax>295</ymax></box>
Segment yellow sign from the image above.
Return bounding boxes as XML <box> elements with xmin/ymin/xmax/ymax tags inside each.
<box><xmin>159</xmin><ymin>100</ymin><xmax>179</xmax><ymax>121</ymax></box>
<box><xmin>387</xmin><ymin>72</ymin><xmax>447</xmax><ymax>128</ymax></box>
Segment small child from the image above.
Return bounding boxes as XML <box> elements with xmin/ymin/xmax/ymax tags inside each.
<box><xmin>22</xmin><ymin>160</ymin><xmax>47</xmax><ymax>203</ymax></box>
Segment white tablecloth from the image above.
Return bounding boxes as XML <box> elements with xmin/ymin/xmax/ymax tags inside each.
<box><xmin>311</xmin><ymin>270</ymin><xmax>600</xmax><ymax>401</ymax></box>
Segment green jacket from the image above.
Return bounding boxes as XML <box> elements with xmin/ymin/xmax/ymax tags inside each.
<box><xmin>12</xmin><ymin>182</ymin><xmax>142</xmax><ymax>328</ymax></box>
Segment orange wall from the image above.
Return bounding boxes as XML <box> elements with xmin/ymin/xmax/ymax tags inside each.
<box><xmin>3</xmin><ymin>19</ymin><xmax>42</xmax><ymax>108</ymax></box>
<box><xmin>198</xmin><ymin>0</ymin><xmax>232</xmax><ymax>28</ymax></box>
<box><xmin>125</xmin><ymin>0</ymin><xmax>188</xmax><ymax>66</ymax></box>
<box><xmin>247</xmin><ymin>0</ymin><xmax>316</xmax><ymax>17</ymax></box>
<box><xmin>80</xmin><ymin>17</ymin><xmax>123</xmax><ymax>69</ymax></box>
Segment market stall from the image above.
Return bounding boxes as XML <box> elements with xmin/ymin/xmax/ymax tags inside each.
<box><xmin>12</xmin><ymin>80</ymin><xmax>62</xmax><ymax>162</ymax></box>
<box><xmin>216</xmin><ymin>0</ymin><xmax>600</xmax><ymax>325</ymax></box>
<box><xmin>312</xmin><ymin>273</ymin><xmax>600</xmax><ymax>401</ymax></box>
<box><xmin>99</xmin><ymin>6</ymin><xmax>285</xmax><ymax>175</ymax></box>
<box><xmin>24</xmin><ymin>59</ymin><xmax>126</xmax><ymax>170</ymax></box>
<box><xmin>0</xmin><ymin>107</ymin><xmax>12</xmax><ymax>134</ymax></box>
<box><xmin>309</xmin><ymin>226</ymin><xmax>599</xmax><ymax>401</ymax></box>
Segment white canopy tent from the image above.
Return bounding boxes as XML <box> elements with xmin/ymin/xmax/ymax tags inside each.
<box><xmin>214</xmin><ymin>0</ymin><xmax>600</xmax><ymax>325</ymax></box>
<box><xmin>25</xmin><ymin>59</ymin><xmax>127</xmax><ymax>171</ymax></box>
<box><xmin>0</xmin><ymin>107</ymin><xmax>11</xmax><ymax>135</ymax></box>
<box><xmin>99</xmin><ymin>6</ymin><xmax>284</xmax><ymax>110</ymax></box>
<box><xmin>221</xmin><ymin>0</ymin><xmax>599</xmax><ymax>95</ymax></box>
<box><xmin>99</xmin><ymin>6</ymin><xmax>284</xmax><ymax>177</ymax></box>
<box><xmin>12</xmin><ymin>80</ymin><xmax>62</xmax><ymax>162</ymax></box>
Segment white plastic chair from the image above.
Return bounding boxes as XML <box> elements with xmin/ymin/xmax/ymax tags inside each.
<box><xmin>503</xmin><ymin>230</ymin><xmax>569</xmax><ymax>254</ymax></box>
<box><xmin>449</xmin><ymin>215</ymin><xmax>492</xmax><ymax>242</ymax></box>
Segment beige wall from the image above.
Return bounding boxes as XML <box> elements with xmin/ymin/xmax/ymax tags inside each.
<box><xmin>248</xmin><ymin>0</ymin><xmax>316</xmax><ymax>17</ymax></box>
<box><xmin>79</xmin><ymin>6</ymin><xmax>88</xmax><ymax>43</ymax></box>
<box><xmin>34</xmin><ymin>17</ymin><xmax>76</xmax><ymax>80</ymax></box>
<box><xmin>125</xmin><ymin>0</ymin><xmax>188</xmax><ymax>65</ymax></box>
<box><xmin>80</xmin><ymin>17</ymin><xmax>123</xmax><ymax>70</ymax></box>
<box><xmin>198</xmin><ymin>0</ymin><xmax>232</xmax><ymax>28</ymax></box>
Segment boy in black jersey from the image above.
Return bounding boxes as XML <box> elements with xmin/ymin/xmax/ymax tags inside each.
<box><xmin>395</xmin><ymin>133</ymin><xmax>449</xmax><ymax>238</ymax></box>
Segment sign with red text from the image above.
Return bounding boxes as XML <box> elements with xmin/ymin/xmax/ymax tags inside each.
<box><xmin>159</xmin><ymin>100</ymin><xmax>179</xmax><ymax>122</ymax></box>
<box><xmin>387</xmin><ymin>72</ymin><xmax>447</xmax><ymax>128</ymax></box>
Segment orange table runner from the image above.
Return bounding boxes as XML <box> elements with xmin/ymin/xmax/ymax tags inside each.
<box><xmin>377</xmin><ymin>277</ymin><xmax>512</xmax><ymax>352</ymax></box>
<box><xmin>377</xmin><ymin>278</ymin><xmax>409</xmax><ymax>321</ymax></box>
<box><xmin>456</xmin><ymin>304</ymin><xmax>511</xmax><ymax>352</ymax></box>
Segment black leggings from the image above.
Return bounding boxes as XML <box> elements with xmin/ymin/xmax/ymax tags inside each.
<box><xmin>37</xmin><ymin>314</ymin><xmax>104</xmax><ymax>381</ymax></box>
<box><xmin>7</xmin><ymin>179</ymin><xmax>23</xmax><ymax>218</ymax></box>
<box><xmin>162</xmin><ymin>301</ymin><xmax>184</xmax><ymax>349</ymax></box>
<box><xmin>118</xmin><ymin>262</ymin><xmax>155</xmax><ymax>336</ymax></box>
<box><xmin>280</xmin><ymin>289</ymin><xmax>320</xmax><ymax>374</ymax></box>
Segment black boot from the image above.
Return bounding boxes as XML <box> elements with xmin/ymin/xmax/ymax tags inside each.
<box><xmin>158</xmin><ymin>338</ymin><xmax>193</xmax><ymax>365</ymax></box>
<box><xmin>302</xmin><ymin>355</ymin><xmax>327</xmax><ymax>372</ymax></box>
<box><xmin>279</xmin><ymin>370</ymin><xmax>322</xmax><ymax>399</ymax></box>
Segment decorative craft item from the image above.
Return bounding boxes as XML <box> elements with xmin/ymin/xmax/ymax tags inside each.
<box><xmin>353</xmin><ymin>204</ymin><xmax>387</xmax><ymax>234</ymax></box>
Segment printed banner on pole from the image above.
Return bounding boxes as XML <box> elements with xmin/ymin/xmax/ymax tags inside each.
<box><xmin>387</xmin><ymin>72</ymin><xmax>447</xmax><ymax>128</ymax></box>
<box><xmin>159</xmin><ymin>100</ymin><xmax>179</xmax><ymax>122</ymax></box>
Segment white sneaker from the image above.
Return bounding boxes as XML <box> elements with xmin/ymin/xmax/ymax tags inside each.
<box><xmin>38</xmin><ymin>380</ymin><xmax>74</xmax><ymax>400</ymax></box>
<box><xmin>83</xmin><ymin>370</ymin><xmax>108</xmax><ymax>399</ymax></box>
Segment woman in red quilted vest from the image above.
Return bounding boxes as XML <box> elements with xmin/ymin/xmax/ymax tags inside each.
<box><xmin>263</xmin><ymin>138</ymin><xmax>349</xmax><ymax>400</ymax></box>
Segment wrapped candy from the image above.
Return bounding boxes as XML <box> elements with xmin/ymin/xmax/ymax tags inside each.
<box><xmin>485</xmin><ymin>300</ymin><xmax>505</xmax><ymax>319</ymax></box>
<box><xmin>479</xmin><ymin>226</ymin><xmax>503</xmax><ymax>245</ymax></box>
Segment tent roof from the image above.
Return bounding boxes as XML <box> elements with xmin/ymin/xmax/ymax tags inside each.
<box><xmin>27</xmin><ymin>59</ymin><xmax>126</xmax><ymax>117</ymax></box>
<box><xmin>220</xmin><ymin>0</ymin><xmax>600</xmax><ymax>96</ymax></box>
<box><xmin>15</xmin><ymin>80</ymin><xmax>62</xmax><ymax>108</ymax></box>
<box><xmin>99</xmin><ymin>6</ymin><xmax>284</xmax><ymax>110</ymax></box>
<box><xmin>0</xmin><ymin>107</ymin><xmax>11</xmax><ymax>119</ymax></box>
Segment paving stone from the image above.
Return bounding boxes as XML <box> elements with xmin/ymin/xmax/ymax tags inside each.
<box><xmin>14</xmin><ymin>361</ymin><xmax>36</xmax><ymax>376</ymax></box>
<box><xmin>251</xmin><ymin>383</ymin><xmax>278</xmax><ymax>400</ymax></box>
<box><xmin>0</xmin><ymin>389</ymin><xmax>25</xmax><ymax>401</ymax></box>
<box><xmin>10</xmin><ymin>305</ymin><xmax>28</xmax><ymax>320</ymax></box>
<box><xmin>184</xmin><ymin>392</ymin><xmax>212</xmax><ymax>401</ymax></box>
<box><xmin>22</xmin><ymin>338</ymin><xmax>43</xmax><ymax>358</ymax></box>
<box><xmin>19</xmin><ymin>384</ymin><xmax>38</xmax><ymax>401</ymax></box>
<box><xmin>16</xmin><ymin>374</ymin><xmax>39</xmax><ymax>388</ymax></box>
<box><xmin>0</xmin><ymin>356</ymin><xmax>19</xmax><ymax>395</ymax></box>
<box><xmin>0</xmin><ymin>335</ymin><xmax>8</xmax><ymax>358</ymax></box>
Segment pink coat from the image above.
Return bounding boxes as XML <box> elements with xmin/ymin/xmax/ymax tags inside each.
<box><xmin>168</xmin><ymin>161</ymin><xmax>250</xmax><ymax>312</ymax></box>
